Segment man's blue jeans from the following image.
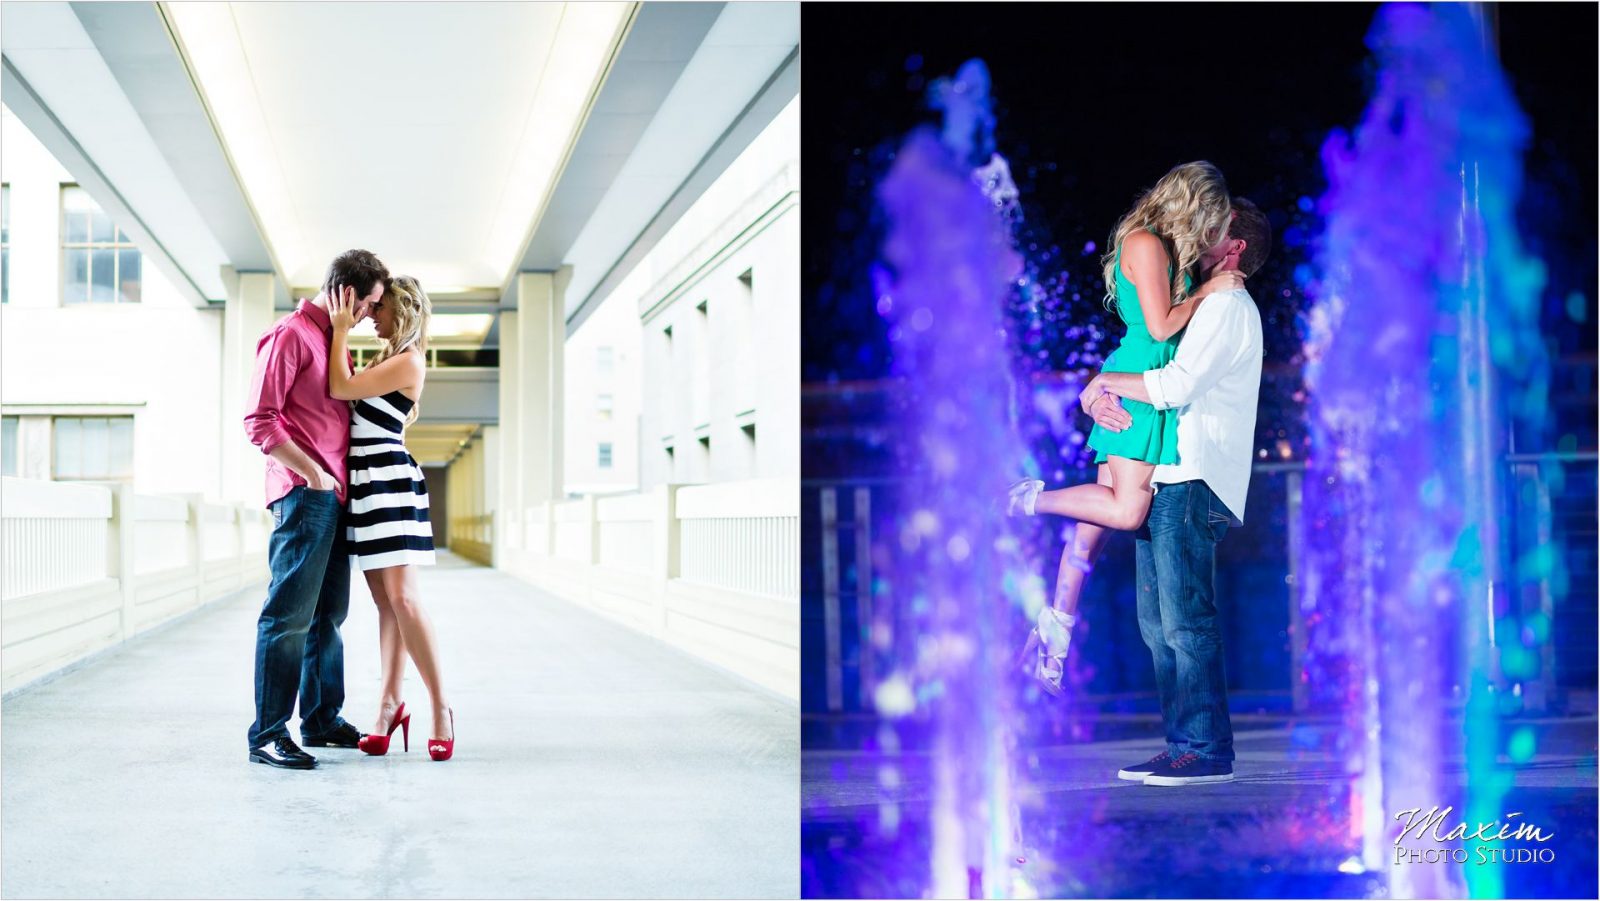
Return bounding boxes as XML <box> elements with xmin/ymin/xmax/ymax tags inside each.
<box><xmin>247</xmin><ymin>486</ymin><xmax>350</xmax><ymax>748</ymax></box>
<box><xmin>1134</xmin><ymin>479</ymin><xmax>1235</xmax><ymax>762</ymax></box>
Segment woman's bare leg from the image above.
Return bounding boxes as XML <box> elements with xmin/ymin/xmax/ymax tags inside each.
<box><xmin>364</xmin><ymin>570</ymin><xmax>407</xmax><ymax>733</ymax></box>
<box><xmin>1052</xmin><ymin>464</ymin><xmax>1115</xmax><ymax>618</ymax></box>
<box><xmin>1032</xmin><ymin>456</ymin><xmax>1156</xmax><ymax>532</ymax></box>
<box><xmin>376</xmin><ymin>564</ymin><xmax>452</xmax><ymax>741</ymax></box>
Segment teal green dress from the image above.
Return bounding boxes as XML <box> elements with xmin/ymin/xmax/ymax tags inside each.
<box><xmin>1086</xmin><ymin>240</ymin><xmax>1191</xmax><ymax>465</ymax></box>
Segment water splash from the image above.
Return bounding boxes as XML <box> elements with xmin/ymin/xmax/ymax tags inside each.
<box><xmin>872</xmin><ymin>58</ymin><xmax>1043</xmax><ymax>897</ymax></box>
<box><xmin>1302</xmin><ymin>4</ymin><xmax>1552</xmax><ymax>897</ymax></box>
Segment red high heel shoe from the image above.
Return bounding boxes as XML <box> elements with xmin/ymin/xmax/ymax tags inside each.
<box><xmin>357</xmin><ymin>702</ymin><xmax>410</xmax><ymax>756</ymax></box>
<box><xmin>428</xmin><ymin>708</ymin><xmax>455</xmax><ymax>762</ymax></box>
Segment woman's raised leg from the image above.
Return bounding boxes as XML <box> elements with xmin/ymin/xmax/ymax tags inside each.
<box><xmin>1032</xmin><ymin>455</ymin><xmax>1156</xmax><ymax>532</ymax></box>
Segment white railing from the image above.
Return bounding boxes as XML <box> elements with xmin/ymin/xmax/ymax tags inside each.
<box><xmin>596</xmin><ymin>492</ymin><xmax>655</xmax><ymax>576</ymax></box>
<box><xmin>2</xmin><ymin>478</ymin><xmax>271</xmax><ymax>693</ymax></box>
<box><xmin>677</xmin><ymin>479</ymin><xmax>799</xmax><ymax>599</ymax></box>
<box><xmin>496</xmin><ymin>477</ymin><xmax>799</xmax><ymax>699</ymax></box>
<box><xmin>449</xmin><ymin>513</ymin><xmax>492</xmax><ymax>566</ymax></box>
<box><xmin>133</xmin><ymin>494</ymin><xmax>190</xmax><ymax>575</ymax></box>
<box><xmin>552</xmin><ymin>497</ymin><xmax>593</xmax><ymax>562</ymax></box>
<box><xmin>1</xmin><ymin>478</ymin><xmax>111</xmax><ymax>598</ymax></box>
<box><xmin>201</xmin><ymin>503</ymin><xmax>242</xmax><ymax>562</ymax></box>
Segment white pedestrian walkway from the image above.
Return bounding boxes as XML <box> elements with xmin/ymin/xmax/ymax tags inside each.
<box><xmin>2</xmin><ymin>552</ymin><xmax>797</xmax><ymax>899</ymax></box>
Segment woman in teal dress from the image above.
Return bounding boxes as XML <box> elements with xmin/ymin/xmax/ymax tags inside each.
<box><xmin>1008</xmin><ymin>161</ymin><xmax>1242</xmax><ymax>694</ymax></box>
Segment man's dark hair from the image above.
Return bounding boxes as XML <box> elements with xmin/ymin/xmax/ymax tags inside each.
<box><xmin>322</xmin><ymin>249</ymin><xmax>389</xmax><ymax>299</ymax></box>
<box><xmin>1230</xmin><ymin>197</ymin><xmax>1272</xmax><ymax>277</ymax></box>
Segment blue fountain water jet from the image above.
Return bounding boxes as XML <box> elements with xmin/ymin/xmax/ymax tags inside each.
<box><xmin>871</xmin><ymin>58</ymin><xmax>1062</xmax><ymax>897</ymax></box>
<box><xmin>1302</xmin><ymin>5</ymin><xmax>1552</xmax><ymax>897</ymax></box>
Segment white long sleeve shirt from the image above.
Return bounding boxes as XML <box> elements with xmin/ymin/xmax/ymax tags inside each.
<box><xmin>1141</xmin><ymin>287</ymin><xmax>1264</xmax><ymax>526</ymax></box>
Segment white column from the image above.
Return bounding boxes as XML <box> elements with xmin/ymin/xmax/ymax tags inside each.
<box><xmin>514</xmin><ymin>269</ymin><xmax>567</xmax><ymax>508</ymax></box>
<box><xmin>221</xmin><ymin>270</ymin><xmax>277</xmax><ymax>506</ymax></box>
<box><xmin>481</xmin><ymin>425</ymin><xmax>499</xmax><ymax>565</ymax></box>
<box><xmin>497</xmin><ymin>310</ymin><xmax>522</xmax><ymax>559</ymax></box>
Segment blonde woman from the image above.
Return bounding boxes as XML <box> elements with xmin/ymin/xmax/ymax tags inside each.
<box><xmin>328</xmin><ymin>276</ymin><xmax>455</xmax><ymax>761</ymax></box>
<box><xmin>1008</xmin><ymin>161</ymin><xmax>1243</xmax><ymax>694</ymax></box>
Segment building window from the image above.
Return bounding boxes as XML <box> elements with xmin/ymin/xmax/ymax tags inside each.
<box><xmin>597</xmin><ymin>442</ymin><xmax>613</xmax><ymax>469</ymax></box>
<box><xmin>596</xmin><ymin>345</ymin><xmax>614</xmax><ymax>378</ymax></box>
<box><xmin>2</xmin><ymin>184</ymin><xmax>10</xmax><ymax>304</ymax></box>
<box><xmin>53</xmin><ymin>416</ymin><xmax>133</xmax><ymax>481</ymax></box>
<box><xmin>61</xmin><ymin>185</ymin><xmax>141</xmax><ymax>305</ymax></box>
<box><xmin>597</xmin><ymin>393</ymin><xmax>613</xmax><ymax>421</ymax></box>
<box><xmin>2</xmin><ymin>416</ymin><xmax>17</xmax><ymax>477</ymax></box>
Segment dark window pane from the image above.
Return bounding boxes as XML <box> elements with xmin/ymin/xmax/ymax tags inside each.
<box><xmin>64</xmin><ymin>248</ymin><xmax>89</xmax><ymax>304</ymax></box>
<box><xmin>433</xmin><ymin>349</ymin><xmax>495</xmax><ymax>367</ymax></box>
<box><xmin>117</xmin><ymin>249</ymin><xmax>141</xmax><ymax>303</ymax></box>
<box><xmin>91</xmin><ymin>249</ymin><xmax>116</xmax><ymax>303</ymax></box>
<box><xmin>91</xmin><ymin>210</ymin><xmax>114</xmax><ymax>244</ymax></box>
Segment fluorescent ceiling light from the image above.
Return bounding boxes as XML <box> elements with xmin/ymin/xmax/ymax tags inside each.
<box><xmin>166</xmin><ymin>1</ymin><xmax>630</xmax><ymax>291</ymax></box>
<box><xmin>164</xmin><ymin>2</ymin><xmax>306</xmax><ymax>282</ymax></box>
<box><xmin>483</xmin><ymin>2</ymin><xmax>631</xmax><ymax>279</ymax></box>
<box><xmin>426</xmin><ymin>313</ymin><xmax>495</xmax><ymax>341</ymax></box>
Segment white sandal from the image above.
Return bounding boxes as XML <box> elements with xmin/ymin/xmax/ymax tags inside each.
<box><xmin>1007</xmin><ymin>478</ymin><xmax>1045</xmax><ymax>517</ymax></box>
<box><xmin>1017</xmin><ymin>606</ymin><xmax>1075</xmax><ymax>696</ymax></box>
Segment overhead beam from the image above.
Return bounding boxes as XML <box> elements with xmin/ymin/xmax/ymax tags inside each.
<box><xmin>0</xmin><ymin>56</ymin><xmax>210</xmax><ymax>306</ymax></box>
<box><xmin>74</xmin><ymin>2</ymin><xmax>279</xmax><ymax>278</ymax></box>
<box><xmin>564</xmin><ymin>45</ymin><xmax>797</xmax><ymax>337</ymax></box>
<box><xmin>511</xmin><ymin>2</ymin><xmax>724</xmax><ymax>277</ymax></box>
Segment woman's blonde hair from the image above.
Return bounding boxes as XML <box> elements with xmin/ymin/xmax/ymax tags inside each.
<box><xmin>367</xmin><ymin>274</ymin><xmax>430</xmax><ymax>427</ymax></box>
<box><xmin>1101</xmin><ymin>161</ymin><xmax>1231</xmax><ymax>312</ymax></box>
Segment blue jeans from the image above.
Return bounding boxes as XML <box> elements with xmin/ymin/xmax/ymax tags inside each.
<box><xmin>247</xmin><ymin>486</ymin><xmax>351</xmax><ymax>748</ymax></box>
<box><xmin>1134</xmin><ymin>480</ymin><xmax>1235</xmax><ymax>762</ymax></box>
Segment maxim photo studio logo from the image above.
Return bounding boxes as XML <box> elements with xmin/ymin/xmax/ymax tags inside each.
<box><xmin>1392</xmin><ymin>807</ymin><xmax>1555</xmax><ymax>866</ymax></box>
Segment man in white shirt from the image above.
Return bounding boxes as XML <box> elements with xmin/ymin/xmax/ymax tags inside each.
<box><xmin>1076</xmin><ymin>198</ymin><xmax>1271</xmax><ymax>786</ymax></box>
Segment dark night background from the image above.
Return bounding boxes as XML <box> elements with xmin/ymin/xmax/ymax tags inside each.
<box><xmin>799</xmin><ymin>3</ymin><xmax>1598</xmax><ymax>718</ymax></box>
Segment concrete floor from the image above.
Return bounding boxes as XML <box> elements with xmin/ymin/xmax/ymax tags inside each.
<box><xmin>2</xmin><ymin>552</ymin><xmax>798</xmax><ymax>899</ymax></box>
<box><xmin>802</xmin><ymin>714</ymin><xmax>1598</xmax><ymax>898</ymax></box>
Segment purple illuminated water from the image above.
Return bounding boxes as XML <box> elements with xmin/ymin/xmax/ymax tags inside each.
<box><xmin>870</xmin><ymin>59</ymin><xmax>1049</xmax><ymax>896</ymax></box>
<box><xmin>1303</xmin><ymin>4</ymin><xmax>1552</xmax><ymax>897</ymax></box>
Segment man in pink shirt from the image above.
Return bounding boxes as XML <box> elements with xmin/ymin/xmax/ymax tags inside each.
<box><xmin>243</xmin><ymin>248</ymin><xmax>388</xmax><ymax>769</ymax></box>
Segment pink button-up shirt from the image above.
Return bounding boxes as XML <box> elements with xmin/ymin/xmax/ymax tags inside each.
<box><xmin>243</xmin><ymin>300</ymin><xmax>353</xmax><ymax>508</ymax></box>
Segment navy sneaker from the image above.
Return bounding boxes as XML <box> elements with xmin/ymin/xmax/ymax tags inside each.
<box><xmin>1116</xmin><ymin>751</ymin><xmax>1173</xmax><ymax>781</ymax></box>
<box><xmin>1142</xmin><ymin>751</ymin><xmax>1233</xmax><ymax>786</ymax></box>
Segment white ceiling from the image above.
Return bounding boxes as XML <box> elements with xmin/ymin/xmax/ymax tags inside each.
<box><xmin>560</xmin><ymin>2</ymin><xmax>798</xmax><ymax>318</ymax></box>
<box><xmin>166</xmin><ymin>1</ymin><xmax>630</xmax><ymax>292</ymax></box>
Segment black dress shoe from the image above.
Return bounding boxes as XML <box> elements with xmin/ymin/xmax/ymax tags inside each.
<box><xmin>301</xmin><ymin>720</ymin><xmax>363</xmax><ymax>749</ymax></box>
<box><xmin>249</xmin><ymin>736</ymin><xmax>317</xmax><ymax>769</ymax></box>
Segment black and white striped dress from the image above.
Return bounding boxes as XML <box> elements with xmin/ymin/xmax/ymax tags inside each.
<box><xmin>347</xmin><ymin>390</ymin><xmax>436</xmax><ymax>570</ymax></box>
